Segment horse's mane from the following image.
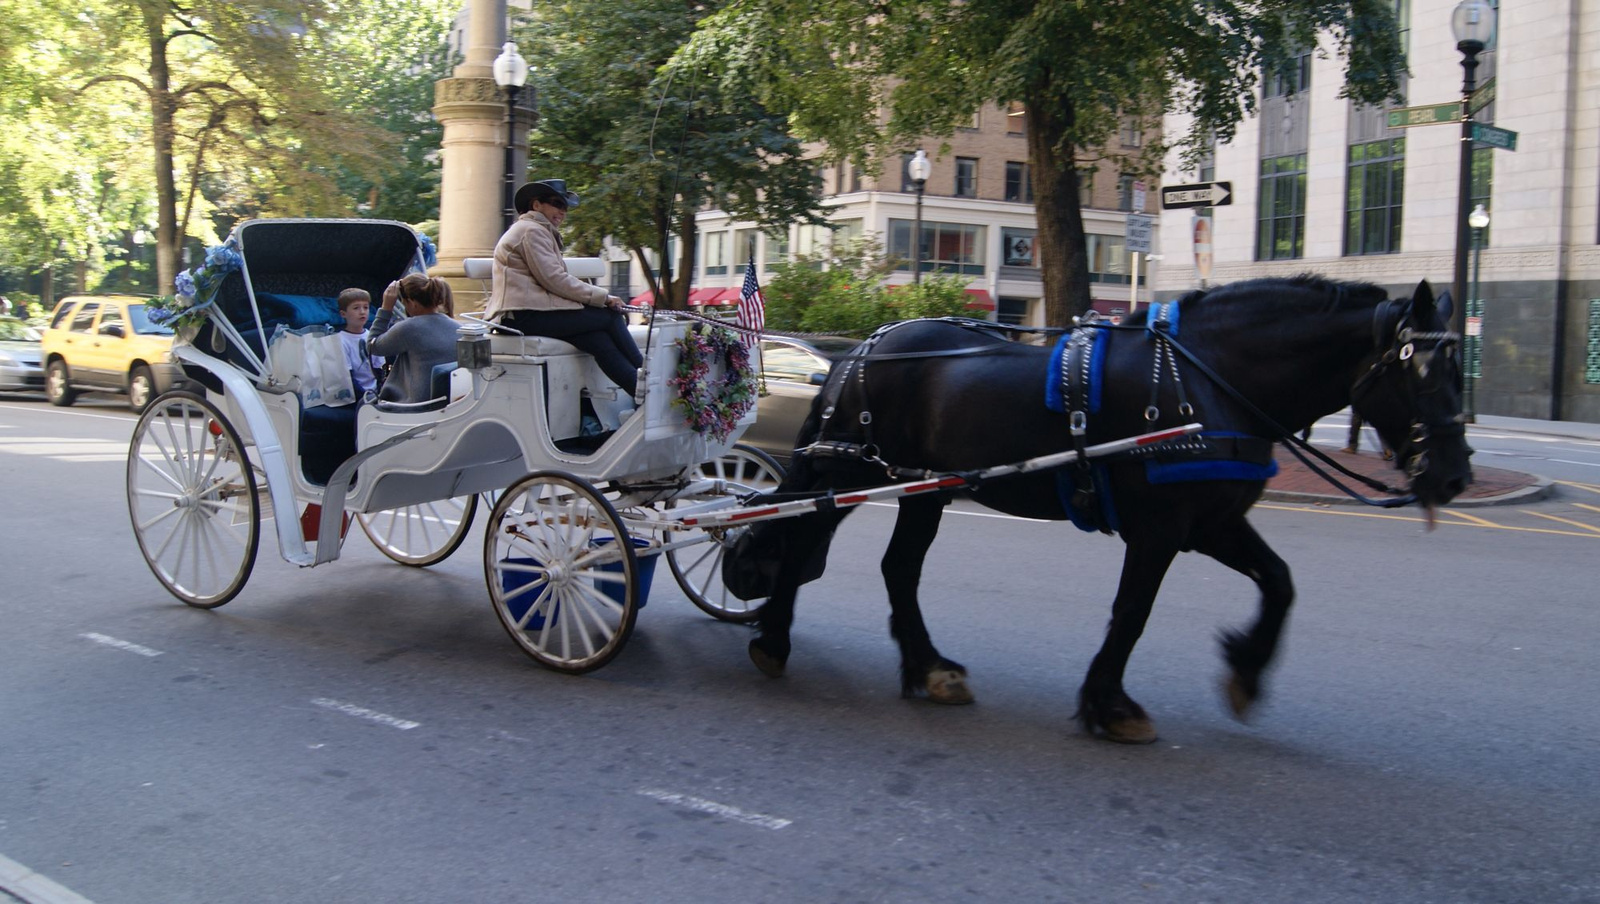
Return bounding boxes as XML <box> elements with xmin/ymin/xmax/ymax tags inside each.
<box><xmin>1127</xmin><ymin>274</ymin><xmax>1387</xmax><ymax>328</ymax></box>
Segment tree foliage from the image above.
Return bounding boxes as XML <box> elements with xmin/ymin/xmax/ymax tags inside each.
<box><xmin>678</xmin><ymin>0</ymin><xmax>1406</xmax><ymax>324</ymax></box>
<box><xmin>763</xmin><ymin>240</ymin><xmax>980</xmax><ymax>337</ymax></box>
<box><xmin>514</xmin><ymin>0</ymin><xmax>825</xmax><ymax>309</ymax></box>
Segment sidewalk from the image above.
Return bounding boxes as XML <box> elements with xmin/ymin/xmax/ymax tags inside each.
<box><xmin>1260</xmin><ymin>411</ymin><xmax>1590</xmax><ymax>507</ymax></box>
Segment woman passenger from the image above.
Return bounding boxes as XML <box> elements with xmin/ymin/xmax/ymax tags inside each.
<box><xmin>367</xmin><ymin>274</ymin><xmax>457</xmax><ymax>404</ymax></box>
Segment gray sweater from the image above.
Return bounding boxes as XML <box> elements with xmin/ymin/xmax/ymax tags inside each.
<box><xmin>367</xmin><ymin>310</ymin><xmax>457</xmax><ymax>404</ymax></box>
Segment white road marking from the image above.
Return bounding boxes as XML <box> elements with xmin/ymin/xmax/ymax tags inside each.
<box><xmin>310</xmin><ymin>698</ymin><xmax>420</xmax><ymax>730</ymax></box>
<box><xmin>0</xmin><ymin>852</ymin><xmax>99</xmax><ymax>904</ymax></box>
<box><xmin>0</xmin><ymin>437</ymin><xmax>127</xmax><ymax>462</ymax></box>
<box><xmin>80</xmin><ymin>632</ymin><xmax>163</xmax><ymax>657</ymax></box>
<box><xmin>0</xmin><ymin>403</ymin><xmax>134</xmax><ymax>424</ymax></box>
<box><xmin>637</xmin><ymin>788</ymin><xmax>792</xmax><ymax>830</ymax></box>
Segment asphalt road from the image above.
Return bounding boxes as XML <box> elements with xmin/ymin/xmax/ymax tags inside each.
<box><xmin>2</xmin><ymin>398</ymin><xmax>1597</xmax><ymax>903</ymax></box>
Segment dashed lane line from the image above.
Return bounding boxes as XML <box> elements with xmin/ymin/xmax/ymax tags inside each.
<box><xmin>1525</xmin><ymin>511</ymin><xmax>1600</xmax><ymax>536</ymax></box>
<box><xmin>637</xmin><ymin>788</ymin><xmax>792</xmax><ymax>830</ymax></box>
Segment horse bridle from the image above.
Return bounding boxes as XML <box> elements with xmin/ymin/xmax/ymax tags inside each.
<box><xmin>1348</xmin><ymin>299</ymin><xmax>1467</xmax><ymax>482</ymax></box>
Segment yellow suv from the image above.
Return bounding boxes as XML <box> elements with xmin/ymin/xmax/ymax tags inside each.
<box><xmin>41</xmin><ymin>295</ymin><xmax>188</xmax><ymax>412</ymax></box>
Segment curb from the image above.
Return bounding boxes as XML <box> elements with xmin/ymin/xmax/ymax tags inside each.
<box><xmin>1262</xmin><ymin>475</ymin><xmax>1554</xmax><ymax>508</ymax></box>
<box><xmin>0</xmin><ymin>854</ymin><xmax>97</xmax><ymax>904</ymax></box>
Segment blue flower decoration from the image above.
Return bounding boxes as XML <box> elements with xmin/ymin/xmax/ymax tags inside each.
<box><xmin>174</xmin><ymin>269</ymin><xmax>196</xmax><ymax>298</ymax></box>
<box><xmin>418</xmin><ymin>233</ymin><xmax>438</xmax><ymax>268</ymax></box>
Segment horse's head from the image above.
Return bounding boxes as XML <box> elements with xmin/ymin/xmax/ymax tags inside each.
<box><xmin>1350</xmin><ymin>280</ymin><xmax>1474</xmax><ymax>516</ymax></box>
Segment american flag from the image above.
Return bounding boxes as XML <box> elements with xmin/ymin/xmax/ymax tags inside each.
<box><xmin>736</xmin><ymin>258</ymin><xmax>765</xmax><ymax>340</ymax></box>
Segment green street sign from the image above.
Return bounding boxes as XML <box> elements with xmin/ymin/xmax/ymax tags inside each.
<box><xmin>1469</xmin><ymin>77</ymin><xmax>1496</xmax><ymax>115</ymax></box>
<box><xmin>1472</xmin><ymin>122</ymin><xmax>1518</xmax><ymax>151</ymax></box>
<box><xmin>1386</xmin><ymin>102</ymin><xmax>1462</xmax><ymax>128</ymax></box>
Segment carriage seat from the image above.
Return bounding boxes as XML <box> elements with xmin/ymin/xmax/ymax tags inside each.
<box><xmin>372</xmin><ymin>362</ymin><xmax>458</xmax><ymax>414</ymax></box>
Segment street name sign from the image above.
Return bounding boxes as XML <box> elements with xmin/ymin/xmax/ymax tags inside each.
<box><xmin>1386</xmin><ymin>102</ymin><xmax>1461</xmax><ymax>128</ymax></box>
<box><xmin>1472</xmin><ymin>122</ymin><xmax>1518</xmax><ymax>151</ymax></box>
<box><xmin>1126</xmin><ymin>213</ymin><xmax>1154</xmax><ymax>254</ymax></box>
<box><xmin>1469</xmin><ymin>77</ymin><xmax>1496</xmax><ymax>115</ymax></box>
<box><xmin>1160</xmin><ymin>182</ymin><xmax>1232</xmax><ymax>209</ymax></box>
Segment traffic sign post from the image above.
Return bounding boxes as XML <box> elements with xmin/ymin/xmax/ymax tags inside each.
<box><xmin>1160</xmin><ymin>182</ymin><xmax>1232</xmax><ymax>209</ymax></box>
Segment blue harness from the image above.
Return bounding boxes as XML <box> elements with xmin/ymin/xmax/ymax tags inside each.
<box><xmin>1045</xmin><ymin>302</ymin><xmax>1278</xmax><ymax>534</ymax></box>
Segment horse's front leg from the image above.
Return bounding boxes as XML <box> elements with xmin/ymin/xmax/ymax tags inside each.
<box><xmin>883</xmin><ymin>495</ymin><xmax>970</xmax><ymax>704</ymax></box>
<box><xmin>1191</xmin><ymin>516</ymin><xmax>1294</xmax><ymax>721</ymax></box>
<box><xmin>749</xmin><ymin>511</ymin><xmax>846</xmax><ymax>678</ymax></box>
<box><xmin>1077</xmin><ymin>538</ymin><xmax>1180</xmax><ymax>744</ymax></box>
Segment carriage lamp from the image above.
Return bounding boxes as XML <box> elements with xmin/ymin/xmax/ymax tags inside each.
<box><xmin>493</xmin><ymin>42</ymin><xmax>530</xmax><ymax>233</ymax></box>
<box><xmin>1450</xmin><ymin>0</ymin><xmax>1496</xmax><ymax>423</ymax></box>
<box><xmin>908</xmin><ymin>149</ymin><xmax>932</xmax><ymax>285</ymax></box>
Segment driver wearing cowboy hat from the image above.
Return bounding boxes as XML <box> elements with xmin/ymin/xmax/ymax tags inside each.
<box><xmin>485</xmin><ymin>179</ymin><xmax>643</xmax><ymax>399</ymax></box>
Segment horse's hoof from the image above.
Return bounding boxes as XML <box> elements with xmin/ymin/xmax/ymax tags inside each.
<box><xmin>925</xmin><ymin>668</ymin><xmax>974</xmax><ymax>705</ymax></box>
<box><xmin>1222</xmin><ymin>673</ymin><xmax>1255</xmax><ymax>721</ymax></box>
<box><xmin>749</xmin><ymin>641</ymin><xmax>786</xmax><ymax>678</ymax></box>
<box><xmin>1101</xmin><ymin>716</ymin><xmax>1159</xmax><ymax>745</ymax></box>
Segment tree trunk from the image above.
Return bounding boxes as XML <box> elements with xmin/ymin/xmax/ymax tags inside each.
<box><xmin>1026</xmin><ymin>90</ymin><xmax>1092</xmax><ymax>326</ymax></box>
<box><xmin>670</xmin><ymin>206</ymin><xmax>696</xmax><ymax>310</ymax></box>
<box><xmin>142</xmin><ymin>2</ymin><xmax>179</xmax><ymax>294</ymax></box>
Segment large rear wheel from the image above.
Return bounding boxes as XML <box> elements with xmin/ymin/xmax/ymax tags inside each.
<box><xmin>485</xmin><ymin>471</ymin><xmax>640</xmax><ymax>673</ymax></box>
<box><xmin>667</xmin><ymin>443</ymin><xmax>784</xmax><ymax>623</ymax></box>
<box><xmin>358</xmin><ymin>495</ymin><xmax>478</xmax><ymax>566</ymax></box>
<box><xmin>126</xmin><ymin>391</ymin><xmax>259</xmax><ymax>608</ymax></box>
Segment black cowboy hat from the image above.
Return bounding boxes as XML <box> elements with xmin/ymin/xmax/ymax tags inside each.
<box><xmin>513</xmin><ymin>179</ymin><xmax>581</xmax><ymax>214</ymax></box>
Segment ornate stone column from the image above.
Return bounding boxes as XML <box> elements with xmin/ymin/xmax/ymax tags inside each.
<box><xmin>431</xmin><ymin>0</ymin><xmax>535</xmax><ymax>312</ymax></box>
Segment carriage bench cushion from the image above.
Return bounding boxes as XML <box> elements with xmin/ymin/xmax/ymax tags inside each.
<box><xmin>255</xmin><ymin>293</ymin><xmax>344</xmax><ymax>332</ymax></box>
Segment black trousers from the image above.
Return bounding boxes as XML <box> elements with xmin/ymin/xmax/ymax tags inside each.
<box><xmin>501</xmin><ymin>307</ymin><xmax>644</xmax><ymax>398</ymax></box>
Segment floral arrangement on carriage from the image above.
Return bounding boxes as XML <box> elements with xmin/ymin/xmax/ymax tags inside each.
<box><xmin>144</xmin><ymin>236</ymin><xmax>245</xmax><ymax>334</ymax></box>
<box><xmin>670</xmin><ymin>324</ymin><xmax>756</xmax><ymax>442</ymax></box>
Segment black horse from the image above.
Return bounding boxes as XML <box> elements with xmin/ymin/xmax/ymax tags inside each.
<box><xmin>727</xmin><ymin>275</ymin><xmax>1473</xmax><ymax>743</ymax></box>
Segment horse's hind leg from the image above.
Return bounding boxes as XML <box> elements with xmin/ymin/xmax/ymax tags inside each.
<box><xmin>1077</xmin><ymin>539</ymin><xmax>1180</xmax><ymax>744</ymax></box>
<box><xmin>1191</xmin><ymin>517</ymin><xmax>1293</xmax><ymax>720</ymax></box>
<box><xmin>883</xmin><ymin>495</ymin><xmax>970</xmax><ymax>704</ymax></box>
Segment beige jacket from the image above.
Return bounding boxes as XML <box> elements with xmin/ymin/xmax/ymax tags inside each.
<box><xmin>484</xmin><ymin>211</ymin><xmax>608</xmax><ymax>321</ymax></box>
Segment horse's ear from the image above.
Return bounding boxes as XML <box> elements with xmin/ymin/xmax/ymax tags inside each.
<box><xmin>1432</xmin><ymin>287</ymin><xmax>1453</xmax><ymax>324</ymax></box>
<box><xmin>1412</xmin><ymin>279</ymin><xmax>1437</xmax><ymax>317</ymax></box>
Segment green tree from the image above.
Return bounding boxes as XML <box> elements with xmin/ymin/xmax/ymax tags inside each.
<box><xmin>763</xmin><ymin>240</ymin><xmax>978</xmax><ymax>337</ymax></box>
<box><xmin>514</xmin><ymin>0</ymin><xmax>825</xmax><ymax>309</ymax></box>
<box><xmin>679</xmin><ymin>0</ymin><xmax>1405</xmax><ymax>324</ymax></box>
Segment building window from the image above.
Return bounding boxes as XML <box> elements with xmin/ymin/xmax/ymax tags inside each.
<box><xmin>764</xmin><ymin>230</ymin><xmax>789</xmax><ymax>267</ymax></box>
<box><xmin>1264</xmin><ymin>47</ymin><xmax>1312</xmax><ymax>98</ymax></box>
<box><xmin>733</xmin><ymin>228</ymin><xmax>758</xmax><ymax>269</ymax></box>
<box><xmin>888</xmin><ymin>219</ymin><xmax>986</xmax><ymax>276</ymax></box>
<box><xmin>1117</xmin><ymin>175</ymin><xmax>1135</xmax><ymax>212</ymax></box>
<box><xmin>1087</xmin><ymin>234</ymin><xmax>1140</xmax><ymax>285</ymax></box>
<box><xmin>1001</xmin><ymin>227</ymin><xmax>1036</xmax><ymax>267</ymax></box>
<box><xmin>1257</xmin><ymin>153</ymin><xmax>1307</xmax><ymax>260</ymax></box>
<box><xmin>997</xmin><ymin>296</ymin><xmax>1032</xmax><ymax>327</ymax></box>
<box><xmin>1006</xmin><ymin>102</ymin><xmax>1026</xmax><ymax>135</ymax></box>
<box><xmin>843</xmin><ymin>162</ymin><xmax>861</xmax><ymax>194</ymax></box>
<box><xmin>704</xmin><ymin>231</ymin><xmax>728</xmax><ymax>276</ymax></box>
<box><xmin>960</xmin><ymin>109</ymin><xmax>981</xmax><ymax>131</ymax></box>
<box><xmin>1005</xmin><ymin>161</ymin><xmax>1033</xmax><ymax>203</ymax></box>
<box><xmin>609</xmin><ymin>260</ymin><xmax>631</xmax><ymax>300</ymax></box>
<box><xmin>1586</xmin><ymin>300</ymin><xmax>1600</xmax><ymax>384</ymax></box>
<box><xmin>1119</xmin><ymin>118</ymin><xmax>1143</xmax><ymax>148</ymax></box>
<box><xmin>832</xmin><ymin>218</ymin><xmax>863</xmax><ymax>255</ymax></box>
<box><xmin>955</xmin><ymin>157</ymin><xmax>978</xmax><ymax>198</ymax></box>
<box><xmin>1345</xmin><ymin>137</ymin><xmax>1405</xmax><ymax>255</ymax></box>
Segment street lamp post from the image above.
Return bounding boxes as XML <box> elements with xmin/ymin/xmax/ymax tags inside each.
<box><xmin>908</xmin><ymin>149</ymin><xmax>931</xmax><ymax>285</ymax></box>
<box><xmin>492</xmin><ymin>42</ymin><xmax>529</xmax><ymax>234</ymax></box>
<box><xmin>1451</xmin><ymin>0</ymin><xmax>1496</xmax><ymax>421</ymax></box>
<box><xmin>1467</xmin><ymin>203</ymin><xmax>1489</xmax><ymax>419</ymax></box>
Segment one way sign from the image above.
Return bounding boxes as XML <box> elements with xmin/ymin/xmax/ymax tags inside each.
<box><xmin>1160</xmin><ymin>182</ymin><xmax>1232</xmax><ymax>209</ymax></box>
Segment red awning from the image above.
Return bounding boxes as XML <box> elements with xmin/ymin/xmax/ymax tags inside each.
<box><xmin>631</xmin><ymin>290</ymin><xmax>656</xmax><ymax>305</ymax></box>
<box><xmin>964</xmin><ymin>289</ymin><xmax>995</xmax><ymax>311</ymax></box>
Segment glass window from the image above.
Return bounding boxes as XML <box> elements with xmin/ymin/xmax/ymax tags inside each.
<box><xmin>764</xmin><ymin>230</ymin><xmax>790</xmax><ymax>266</ymax></box>
<box><xmin>760</xmin><ymin>343</ymin><xmax>831</xmax><ymax>383</ymax></box>
<box><xmin>98</xmin><ymin>306</ymin><xmax>124</xmax><ymax>336</ymax></box>
<box><xmin>1117</xmin><ymin>175</ymin><xmax>1135</xmax><ymax>212</ymax></box>
<box><xmin>733</xmin><ymin>228</ymin><xmax>759</xmax><ymax>269</ymax></box>
<box><xmin>1256</xmin><ymin>153</ymin><xmax>1307</xmax><ymax>260</ymax></box>
<box><xmin>887</xmin><ymin>219</ymin><xmax>986</xmax><ymax>276</ymax></box>
<box><xmin>997</xmin><ymin>296</ymin><xmax>1032</xmax><ymax>327</ymax></box>
<box><xmin>1087</xmin><ymin>234</ymin><xmax>1137</xmax><ymax>284</ymax></box>
<box><xmin>69</xmin><ymin>302</ymin><xmax>99</xmax><ymax>332</ymax></box>
<box><xmin>1005</xmin><ymin>161</ymin><xmax>1033</xmax><ymax>203</ymax></box>
<box><xmin>1001</xmin><ymin>227</ymin><xmax>1037</xmax><ymax>267</ymax></box>
<box><xmin>843</xmin><ymin>162</ymin><xmax>861</xmax><ymax>194</ymax></box>
<box><xmin>1264</xmin><ymin>47</ymin><xmax>1313</xmax><ymax>97</ymax></box>
<box><xmin>1006</xmin><ymin>102</ymin><xmax>1027</xmax><ymax>135</ymax></box>
<box><xmin>955</xmin><ymin>157</ymin><xmax>978</xmax><ymax>198</ymax></box>
<box><xmin>609</xmin><ymin>260</ymin><xmax>631</xmax><ymax>300</ymax></box>
<box><xmin>1119</xmin><ymin>118</ymin><xmax>1143</xmax><ymax>148</ymax></box>
<box><xmin>1345</xmin><ymin>137</ymin><xmax>1405</xmax><ymax>255</ymax></box>
<box><xmin>704</xmin><ymin>231</ymin><xmax>728</xmax><ymax>276</ymax></box>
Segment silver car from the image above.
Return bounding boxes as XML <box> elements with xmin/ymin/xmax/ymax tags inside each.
<box><xmin>742</xmin><ymin>334</ymin><xmax>860</xmax><ymax>465</ymax></box>
<box><xmin>0</xmin><ymin>317</ymin><xmax>44</xmax><ymax>393</ymax></box>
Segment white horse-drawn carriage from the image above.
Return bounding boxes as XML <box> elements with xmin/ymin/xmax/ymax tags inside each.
<box><xmin>125</xmin><ymin>219</ymin><xmax>782</xmax><ymax>672</ymax></box>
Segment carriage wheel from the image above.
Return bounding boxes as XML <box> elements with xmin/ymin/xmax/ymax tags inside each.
<box><xmin>126</xmin><ymin>391</ymin><xmax>260</xmax><ymax>608</ymax></box>
<box><xmin>358</xmin><ymin>495</ymin><xmax>479</xmax><ymax>567</ymax></box>
<box><xmin>667</xmin><ymin>443</ymin><xmax>785</xmax><ymax>623</ymax></box>
<box><xmin>485</xmin><ymin>471</ymin><xmax>640</xmax><ymax>674</ymax></box>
